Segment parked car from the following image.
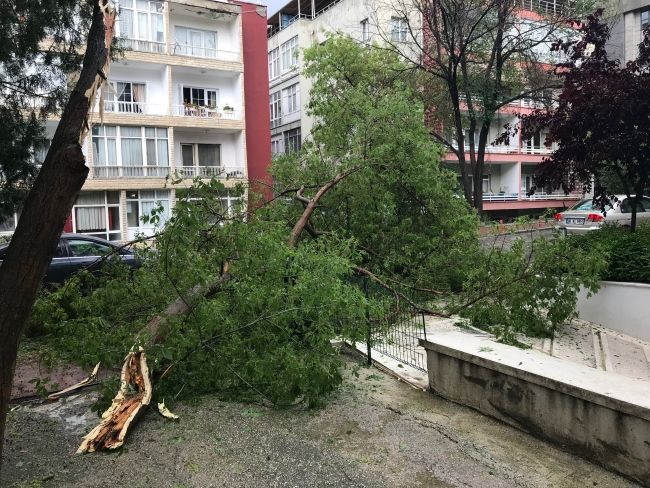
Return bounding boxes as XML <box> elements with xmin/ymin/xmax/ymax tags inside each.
<box><xmin>554</xmin><ymin>195</ymin><xmax>650</xmax><ymax>234</ymax></box>
<box><xmin>0</xmin><ymin>233</ymin><xmax>139</xmax><ymax>285</ymax></box>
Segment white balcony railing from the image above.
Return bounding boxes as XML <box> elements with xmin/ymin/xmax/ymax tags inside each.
<box><xmin>175</xmin><ymin>166</ymin><xmax>245</xmax><ymax>179</ymax></box>
<box><xmin>483</xmin><ymin>193</ymin><xmax>520</xmax><ymax>202</ymax></box>
<box><xmin>522</xmin><ymin>191</ymin><xmax>582</xmax><ymax>201</ymax></box>
<box><xmin>171</xmin><ymin>105</ymin><xmax>241</xmax><ymax>120</ymax></box>
<box><xmin>168</xmin><ymin>43</ymin><xmax>240</xmax><ymax>62</ymax></box>
<box><xmin>521</xmin><ymin>145</ymin><xmax>553</xmax><ymax>155</ymax></box>
<box><xmin>119</xmin><ymin>38</ymin><xmax>166</xmax><ymax>54</ymax></box>
<box><xmin>98</xmin><ymin>101</ymin><xmax>167</xmax><ymax>115</ymax></box>
<box><xmin>92</xmin><ymin>166</ymin><xmax>171</xmax><ymax>178</ymax></box>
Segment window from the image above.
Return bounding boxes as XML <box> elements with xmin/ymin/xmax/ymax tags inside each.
<box><xmin>126</xmin><ymin>190</ymin><xmax>170</xmax><ymax>236</ymax></box>
<box><xmin>271</xmin><ymin>135</ymin><xmax>284</xmax><ymax>156</ymax></box>
<box><xmin>67</xmin><ymin>239</ymin><xmax>112</xmax><ymax>258</ymax></box>
<box><xmin>268</xmin><ymin>48</ymin><xmax>280</xmax><ymax>80</ymax></box>
<box><xmin>280</xmin><ymin>36</ymin><xmax>299</xmax><ymax>73</ymax></box>
<box><xmin>182</xmin><ymin>86</ymin><xmax>218</xmax><ymax>108</ymax></box>
<box><xmin>0</xmin><ymin>212</ymin><xmax>19</xmax><ymax>233</ymax></box>
<box><xmin>390</xmin><ymin>17</ymin><xmax>408</xmax><ymax>42</ymax></box>
<box><xmin>270</xmin><ymin>91</ymin><xmax>282</xmax><ymax>128</ymax></box>
<box><xmin>72</xmin><ymin>191</ymin><xmax>121</xmax><ymax>241</ymax></box>
<box><xmin>174</xmin><ymin>26</ymin><xmax>217</xmax><ymax>58</ymax></box>
<box><xmin>282</xmin><ymin>83</ymin><xmax>299</xmax><ymax>114</ymax></box>
<box><xmin>360</xmin><ymin>18</ymin><xmax>370</xmax><ymax>42</ymax></box>
<box><xmin>642</xmin><ymin>10</ymin><xmax>650</xmax><ymax>31</ymax></box>
<box><xmin>180</xmin><ymin>143</ymin><xmax>221</xmax><ymax>167</ymax></box>
<box><xmin>117</xmin><ymin>0</ymin><xmax>164</xmax><ymax>51</ymax></box>
<box><xmin>620</xmin><ymin>197</ymin><xmax>649</xmax><ymax>213</ymax></box>
<box><xmin>284</xmin><ymin>128</ymin><xmax>301</xmax><ymax>153</ymax></box>
<box><xmin>104</xmin><ymin>81</ymin><xmax>146</xmax><ymax>113</ymax></box>
<box><xmin>91</xmin><ymin>125</ymin><xmax>169</xmax><ymax>175</ymax></box>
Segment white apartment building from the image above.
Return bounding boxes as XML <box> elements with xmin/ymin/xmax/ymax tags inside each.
<box><xmin>266</xmin><ymin>0</ymin><xmax>418</xmax><ymax>156</ymax></box>
<box><xmin>0</xmin><ymin>0</ymin><xmax>271</xmax><ymax>241</ymax></box>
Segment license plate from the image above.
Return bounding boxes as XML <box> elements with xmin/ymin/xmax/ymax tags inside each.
<box><xmin>565</xmin><ymin>218</ymin><xmax>585</xmax><ymax>225</ymax></box>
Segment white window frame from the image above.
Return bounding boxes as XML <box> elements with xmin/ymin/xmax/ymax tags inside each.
<box><xmin>91</xmin><ymin>125</ymin><xmax>169</xmax><ymax>170</ymax></box>
<box><xmin>126</xmin><ymin>189</ymin><xmax>170</xmax><ymax>236</ymax></box>
<box><xmin>117</xmin><ymin>0</ymin><xmax>164</xmax><ymax>43</ymax></box>
<box><xmin>104</xmin><ymin>80</ymin><xmax>147</xmax><ymax>113</ymax></box>
<box><xmin>390</xmin><ymin>17</ymin><xmax>408</xmax><ymax>42</ymax></box>
<box><xmin>180</xmin><ymin>85</ymin><xmax>219</xmax><ymax>109</ymax></box>
<box><xmin>271</xmin><ymin>135</ymin><xmax>284</xmax><ymax>156</ymax></box>
<box><xmin>282</xmin><ymin>83</ymin><xmax>299</xmax><ymax>115</ymax></box>
<box><xmin>642</xmin><ymin>9</ymin><xmax>650</xmax><ymax>31</ymax></box>
<box><xmin>268</xmin><ymin>47</ymin><xmax>280</xmax><ymax>80</ymax></box>
<box><xmin>280</xmin><ymin>36</ymin><xmax>299</xmax><ymax>73</ymax></box>
<box><xmin>174</xmin><ymin>26</ymin><xmax>218</xmax><ymax>58</ymax></box>
<box><xmin>270</xmin><ymin>91</ymin><xmax>282</xmax><ymax>128</ymax></box>
<box><xmin>71</xmin><ymin>191</ymin><xmax>122</xmax><ymax>241</ymax></box>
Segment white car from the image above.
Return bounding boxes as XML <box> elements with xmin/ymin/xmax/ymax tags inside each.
<box><xmin>554</xmin><ymin>195</ymin><xmax>650</xmax><ymax>235</ymax></box>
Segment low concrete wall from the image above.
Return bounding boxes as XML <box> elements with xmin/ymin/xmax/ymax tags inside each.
<box><xmin>421</xmin><ymin>331</ymin><xmax>650</xmax><ymax>485</ymax></box>
<box><xmin>577</xmin><ymin>281</ymin><xmax>650</xmax><ymax>341</ymax></box>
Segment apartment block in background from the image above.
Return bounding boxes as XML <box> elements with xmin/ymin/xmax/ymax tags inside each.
<box><xmin>1</xmin><ymin>0</ymin><xmax>271</xmax><ymax>241</ymax></box>
<box><xmin>266</xmin><ymin>0</ymin><xmax>582</xmax><ymax>219</ymax></box>
<box><xmin>608</xmin><ymin>0</ymin><xmax>650</xmax><ymax>62</ymax></box>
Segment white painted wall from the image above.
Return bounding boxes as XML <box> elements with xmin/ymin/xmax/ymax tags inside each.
<box><xmin>577</xmin><ymin>281</ymin><xmax>650</xmax><ymax>341</ymax></box>
<box><xmin>169</xmin><ymin>9</ymin><xmax>240</xmax><ymax>54</ymax></box>
<box><xmin>500</xmin><ymin>163</ymin><xmax>520</xmax><ymax>194</ymax></box>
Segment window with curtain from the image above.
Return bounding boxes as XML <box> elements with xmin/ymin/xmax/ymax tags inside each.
<box><xmin>126</xmin><ymin>190</ymin><xmax>170</xmax><ymax>229</ymax></box>
<box><xmin>118</xmin><ymin>0</ymin><xmax>164</xmax><ymax>44</ymax></box>
<box><xmin>145</xmin><ymin>127</ymin><xmax>168</xmax><ymax>167</ymax></box>
<box><xmin>282</xmin><ymin>84</ymin><xmax>299</xmax><ymax>114</ymax></box>
<box><xmin>92</xmin><ymin>126</ymin><xmax>118</xmax><ymax>166</ymax></box>
<box><xmin>120</xmin><ymin>126</ymin><xmax>143</xmax><ymax>166</ymax></box>
<box><xmin>198</xmin><ymin>144</ymin><xmax>220</xmax><ymax>167</ymax></box>
<box><xmin>182</xmin><ymin>87</ymin><xmax>218</xmax><ymax>108</ymax></box>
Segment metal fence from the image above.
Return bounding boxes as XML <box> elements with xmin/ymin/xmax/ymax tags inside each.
<box><xmin>361</xmin><ymin>276</ymin><xmax>429</xmax><ymax>372</ymax></box>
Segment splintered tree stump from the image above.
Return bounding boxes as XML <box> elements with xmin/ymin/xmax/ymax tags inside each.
<box><xmin>77</xmin><ymin>350</ymin><xmax>151</xmax><ymax>453</ymax></box>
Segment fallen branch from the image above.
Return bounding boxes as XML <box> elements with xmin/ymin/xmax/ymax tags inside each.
<box><xmin>47</xmin><ymin>363</ymin><xmax>100</xmax><ymax>401</ymax></box>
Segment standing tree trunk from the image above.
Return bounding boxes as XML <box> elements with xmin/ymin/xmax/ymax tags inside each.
<box><xmin>0</xmin><ymin>0</ymin><xmax>115</xmax><ymax>468</ymax></box>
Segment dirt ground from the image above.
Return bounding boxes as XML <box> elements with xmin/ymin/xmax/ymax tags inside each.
<box><xmin>2</xmin><ymin>352</ymin><xmax>639</xmax><ymax>488</ymax></box>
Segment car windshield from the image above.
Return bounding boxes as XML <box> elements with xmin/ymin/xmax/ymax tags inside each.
<box><xmin>570</xmin><ymin>198</ymin><xmax>613</xmax><ymax>212</ymax></box>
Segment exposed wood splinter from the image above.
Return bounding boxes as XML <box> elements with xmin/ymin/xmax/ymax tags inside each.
<box><xmin>77</xmin><ymin>350</ymin><xmax>151</xmax><ymax>453</ymax></box>
<box><xmin>47</xmin><ymin>362</ymin><xmax>100</xmax><ymax>400</ymax></box>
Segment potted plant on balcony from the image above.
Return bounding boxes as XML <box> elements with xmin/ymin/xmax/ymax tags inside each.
<box><xmin>222</xmin><ymin>103</ymin><xmax>234</xmax><ymax>118</ymax></box>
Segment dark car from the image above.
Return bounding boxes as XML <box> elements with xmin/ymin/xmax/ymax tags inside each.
<box><xmin>0</xmin><ymin>233</ymin><xmax>139</xmax><ymax>285</ymax></box>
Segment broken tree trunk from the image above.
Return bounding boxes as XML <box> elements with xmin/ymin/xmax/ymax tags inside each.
<box><xmin>0</xmin><ymin>0</ymin><xmax>115</xmax><ymax>467</ymax></box>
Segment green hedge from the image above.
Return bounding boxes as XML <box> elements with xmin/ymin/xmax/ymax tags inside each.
<box><xmin>571</xmin><ymin>224</ymin><xmax>650</xmax><ymax>284</ymax></box>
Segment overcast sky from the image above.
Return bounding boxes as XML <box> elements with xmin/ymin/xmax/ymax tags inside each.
<box><xmin>263</xmin><ymin>0</ymin><xmax>286</xmax><ymax>17</ymax></box>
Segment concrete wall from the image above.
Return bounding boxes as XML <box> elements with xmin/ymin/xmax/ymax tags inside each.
<box><xmin>421</xmin><ymin>333</ymin><xmax>650</xmax><ymax>485</ymax></box>
<box><xmin>577</xmin><ymin>281</ymin><xmax>650</xmax><ymax>341</ymax></box>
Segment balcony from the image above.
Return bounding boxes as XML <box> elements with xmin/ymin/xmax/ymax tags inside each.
<box><xmin>117</xmin><ymin>38</ymin><xmax>240</xmax><ymax>63</ymax></box>
<box><xmin>175</xmin><ymin>165</ymin><xmax>245</xmax><ymax>179</ymax></box>
<box><xmin>168</xmin><ymin>42</ymin><xmax>239</xmax><ymax>62</ymax></box>
<box><xmin>522</xmin><ymin>191</ymin><xmax>582</xmax><ymax>201</ymax></box>
<box><xmin>92</xmin><ymin>166</ymin><xmax>171</xmax><ymax>178</ymax></box>
<box><xmin>99</xmin><ymin>100</ymin><xmax>167</xmax><ymax>116</ymax></box>
<box><xmin>521</xmin><ymin>145</ymin><xmax>553</xmax><ymax>155</ymax></box>
<box><xmin>171</xmin><ymin>105</ymin><xmax>241</xmax><ymax>120</ymax></box>
<box><xmin>483</xmin><ymin>193</ymin><xmax>520</xmax><ymax>202</ymax></box>
<box><xmin>520</xmin><ymin>0</ymin><xmax>566</xmax><ymax>15</ymax></box>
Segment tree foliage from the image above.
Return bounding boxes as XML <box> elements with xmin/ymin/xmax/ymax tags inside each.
<box><xmin>0</xmin><ymin>1</ymin><xmax>94</xmax><ymax>218</ymax></box>
<box><xmin>521</xmin><ymin>10</ymin><xmax>650</xmax><ymax>231</ymax></box>
<box><xmin>374</xmin><ymin>0</ymin><xmax>594</xmax><ymax>212</ymax></box>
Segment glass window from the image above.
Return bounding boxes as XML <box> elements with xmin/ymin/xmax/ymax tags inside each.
<box><xmin>268</xmin><ymin>47</ymin><xmax>280</xmax><ymax>80</ymax></box>
<box><xmin>283</xmin><ymin>84</ymin><xmax>299</xmax><ymax>114</ymax></box>
<box><xmin>271</xmin><ymin>135</ymin><xmax>283</xmax><ymax>156</ymax></box>
<box><xmin>118</xmin><ymin>0</ymin><xmax>164</xmax><ymax>47</ymax></box>
<box><xmin>642</xmin><ymin>9</ymin><xmax>649</xmax><ymax>31</ymax></box>
<box><xmin>620</xmin><ymin>198</ymin><xmax>646</xmax><ymax>213</ymax></box>
<box><xmin>284</xmin><ymin>128</ymin><xmax>301</xmax><ymax>153</ymax></box>
<box><xmin>72</xmin><ymin>191</ymin><xmax>121</xmax><ymax>241</ymax></box>
<box><xmin>126</xmin><ymin>190</ymin><xmax>170</xmax><ymax>230</ymax></box>
<box><xmin>280</xmin><ymin>36</ymin><xmax>299</xmax><ymax>73</ymax></box>
<box><xmin>175</xmin><ymin>27</ymin><xmax>218</xmax><ymax>58</ymax></box>
<box><xmin>197</xmin><ymin>144</ymin><xmax>220</xmax><ymax>167</ymax></box>
<box><xmin>270</xmin><ymin>91</ymin><xmax>282</xmax><ymax>128</ymax></box>
<box><xmin>68</xmin><ymin>239</ymin><xmax>112</xmax><ymax>257</ymax></box>
<box><xmin>391</xmin><ymin>17</ymin><xmax>408</xmax><ymax>42</ymax></box>
<box><xmin>181</xmin><ymin>144</ymin><xmax>194</xmax><ymax>167</ymax></box>
<box><xmin>361</xmin><ymin>18</ymin><xmax>370</xmax><ymax>42</ymax></box>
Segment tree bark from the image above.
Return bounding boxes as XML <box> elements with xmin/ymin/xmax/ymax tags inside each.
<box><xmin>0</xmin><ymin>0</ymin><xmax>114</xmax><ymax>468</ymax></box>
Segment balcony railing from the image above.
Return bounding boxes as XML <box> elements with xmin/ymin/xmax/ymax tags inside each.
<box><xmin>483</xmin><ymin>193</ymin><xmax>520</xmax><ymax>202</ymax></box>
<box><xmin>522</xmin><ymin>191</ymin><xmax>582</xmax><ymax>200</ymax></box>
<box><xmin>175</xmin><ymin>166</ymin><xmax>245</xmax><ymax>179</ymax></box>
<box><xmin>92</xmin><ymin>166</ymin><xmax>171</xmax><ymax>178</ymax></box>
<box><xmin>119</xmin><ymin>38</ymin><xmax>166</xmax><ymax>54</ymax></box>
<box><xmin>520</xmin><ymin>0</ymin><xmax>566</xmax><ymax>15</ymax></box>
<box><xmin>168</xmin><ymin>42</ymin><xmax>240</xmax><ymax>62</ymax></box>
<box><xmin>171</xmin><ymin>105</ymin><xmax>241</xmax><ymax>120</ymax></box>
<box><xmin>117</xmin><ymin>38</ymin><xmax>240</xmax><ymax>62</ymax></box>
<box><xmin>521</xmin><ymin>145</ymin><xmax>553</xmax><ymax>154</ymax></box>
<box><xmin>98</xmin><ymin>101</ymin><xmax>167</xmax><ymax>116</ymax></box>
